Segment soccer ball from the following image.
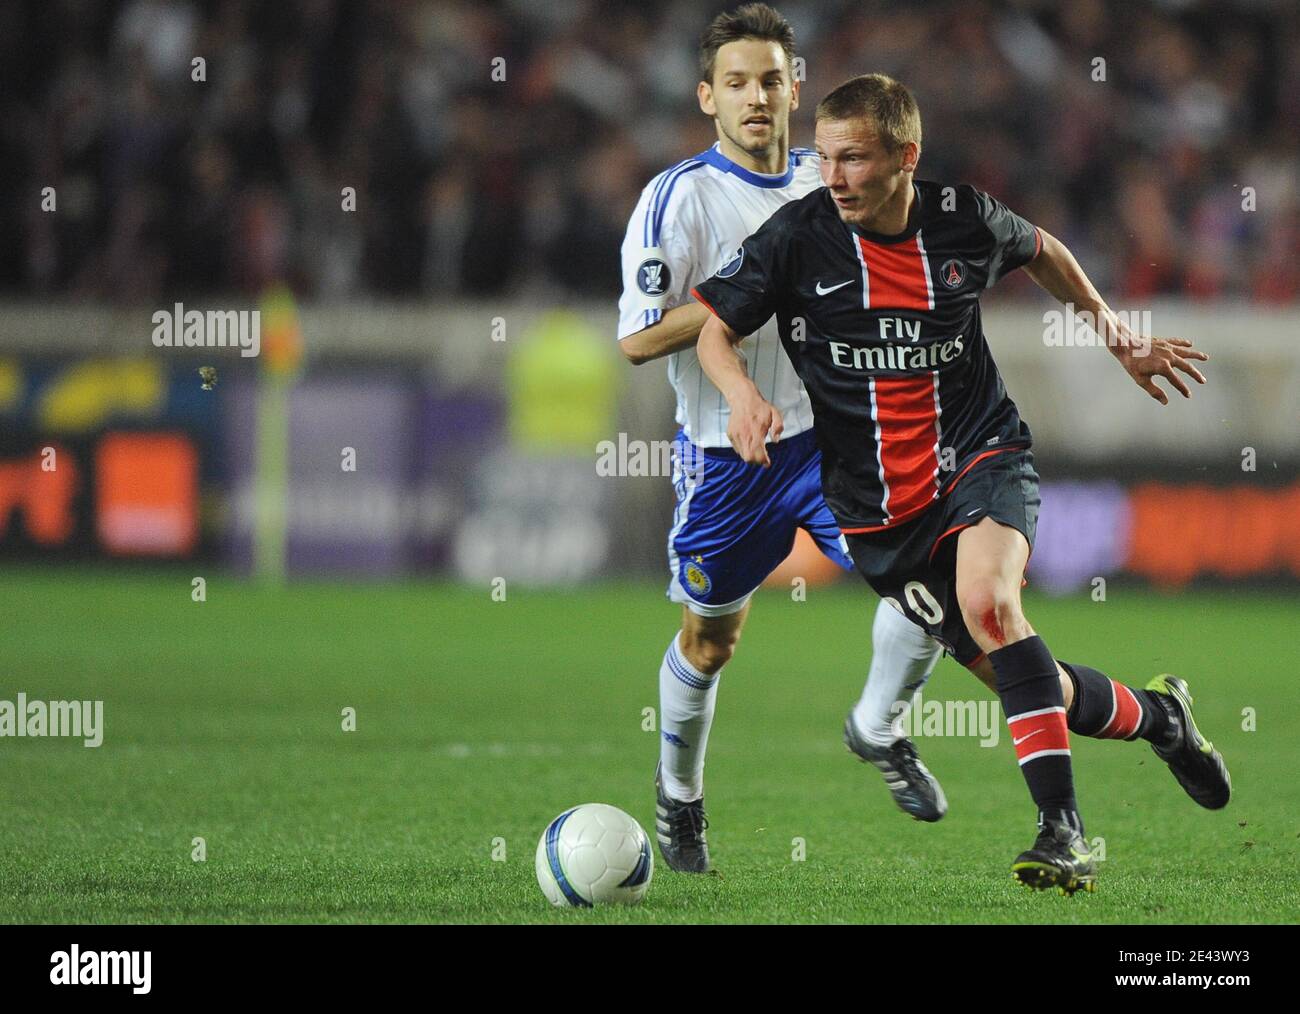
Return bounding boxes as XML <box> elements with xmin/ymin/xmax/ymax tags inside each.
<box><xmin>535</xmin><ymin>803</ymin><xmax>653</xmax><ymax>907</ymax></box>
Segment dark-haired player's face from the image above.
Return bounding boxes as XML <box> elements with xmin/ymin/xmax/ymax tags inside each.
<box><xmin>698</xmin><ymin>39</ymin><xmax>799</xmax><ymax>159</ymax></box>
<box><xmin>816</xmin><ymin>117</ymin><xmax>916</xmax><ymax>230</ymax></box>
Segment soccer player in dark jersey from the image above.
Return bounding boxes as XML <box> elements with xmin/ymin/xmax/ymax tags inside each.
<box><xmin>692</xmin><ymin>73</ymin><xmax>1231</xmax><ymax>894</ymax></box>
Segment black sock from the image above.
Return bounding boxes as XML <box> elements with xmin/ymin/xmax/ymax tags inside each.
<box><xmin>1060</xmin><ymin>661</ymin><xmax>1170</xmax><ymax>742</ymax></box>
<box><xmin>990</xmin><ymin>636</ymin><xmax>1080</xmax><ymax>827</ymax></box>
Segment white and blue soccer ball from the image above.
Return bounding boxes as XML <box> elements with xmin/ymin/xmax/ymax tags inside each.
<box><xmin>535</xmin><ymin>803</ymin><xmax>653</xmax><ymax>907</ymax></box>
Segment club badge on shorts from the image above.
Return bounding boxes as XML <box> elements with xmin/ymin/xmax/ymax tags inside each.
<box><xmin>682</xmin><ymin>557</ymin><xmax>712</xmax><ymax>597</ymax></box>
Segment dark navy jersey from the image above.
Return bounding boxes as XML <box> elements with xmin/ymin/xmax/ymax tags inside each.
<box><xmin>692</xmin><ymin>180</ymin><xmax>1042</xmax><ymax>532</ymax></box>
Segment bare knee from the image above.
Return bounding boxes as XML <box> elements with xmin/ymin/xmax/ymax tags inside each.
<box><xmin>958</xmin><ymin>578</ymin><xmax>1031</xmax><ymax>650</ymax></box>
<box><xmin>680</xmin><ymin>627</ymin><xmax>740</xmax><ymax>675</ymax></box>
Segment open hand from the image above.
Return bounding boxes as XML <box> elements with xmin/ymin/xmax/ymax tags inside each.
<box><xmin>1117</xmin><ymin>335</ymin><xmax>1208</xmax><ymax>405</ymax></box>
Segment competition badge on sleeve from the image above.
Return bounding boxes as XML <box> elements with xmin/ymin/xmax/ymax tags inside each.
<box><xmin>636</xmin><ymin>247</ymin><xmax>672</xmax><ymax>308</ymax></box>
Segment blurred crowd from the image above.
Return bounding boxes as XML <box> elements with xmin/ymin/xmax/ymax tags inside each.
<box><xmin>2</xmin><ymin>0</ymin><xmax>1297</xmax><ymax>304</ymax></box>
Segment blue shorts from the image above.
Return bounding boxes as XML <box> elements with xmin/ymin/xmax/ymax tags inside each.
<box><xmin>666</xmin><ymin>428</ymin><xmax>854</xmax><ymax>616</ymax></box>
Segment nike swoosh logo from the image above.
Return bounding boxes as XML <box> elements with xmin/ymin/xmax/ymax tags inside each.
<box><xmin>815</xmin><ymin>279</ymin><xmax>853</xmax><ymax>295</ymax></box>
<box><xmin>966</xmin><ymin>508</ymin><xmax>982</xmax><ymax>517</ymax></box>
<box><xmin>1013</xmin><ymin>729</ymin><xmax>1045</xmax><ymax>746</ymax></box>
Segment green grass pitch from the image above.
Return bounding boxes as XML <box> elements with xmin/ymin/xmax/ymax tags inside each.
<box><xmin>1</xmin><ymin>567</ymin><xmax>1296</xmax><ymax>923</ymax></box>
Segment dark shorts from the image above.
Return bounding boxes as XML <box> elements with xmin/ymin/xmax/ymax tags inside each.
<box><xmin>842</xmin><ymin>447</ymin><xmax>1040</xmax><ymax>666</ymax></box>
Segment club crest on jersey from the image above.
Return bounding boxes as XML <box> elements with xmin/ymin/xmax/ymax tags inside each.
<box><xmin>637</xmin><ymin>258</ymin><xmax>671</xmax><ymax>296</ymax></box>
<box><xmin>682</xmin><ymin>558</ymin><xmax>712</xmax><ymax>596</ymax></box>
<box><xmin>715</xmin><ymin>246</ymin><xmax>744</xmax><ymax>278</ymax></box>
<box><xmin>939</xmin><ymin>259</ymin><xmax>966</xmax><ymax>289</ymax></box>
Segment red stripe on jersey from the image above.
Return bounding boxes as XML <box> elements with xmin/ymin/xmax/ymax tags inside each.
<box><xmin>856</xmin><ymin>234</ymin><xmax>933</xmax><ymax>310</ymax></box>
<box><xmin>1099</xmin><ymin>681</ymin><xmax>1142</xmax><ymax>739</ymax></box>
<box><xmin>871</xmin><ymin>371</ymin><xmax>941</xmax><ymax>523</ymax></box>
<box><xmin>690</xmin><ymin>286</ymin><xmax>719</xmax><ymax>317</ymax></box>
<box><xmin>1007</xmin><ymin>708</ymin><xmax>1070</xmax><ymax>763</ymax></box>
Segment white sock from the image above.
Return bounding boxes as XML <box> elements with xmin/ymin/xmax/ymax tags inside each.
<box><xmin>658</xmin><ymin>631</ymin><xmax>719</xmax><ymax>802</ymax></box>
<box><xmin>852</xmin><ymin>599</ymin><xmax>943</xmax><ymax>747</ymax></box>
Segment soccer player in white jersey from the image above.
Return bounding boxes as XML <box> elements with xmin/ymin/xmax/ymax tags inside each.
<box><xmin>615</xmin><ymin>4</ymin><xmax>947</xmax><ymax>873</ymax></box>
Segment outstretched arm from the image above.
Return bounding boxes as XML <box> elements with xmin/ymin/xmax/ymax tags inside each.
<box><xmin>696</xmin><ymin>312</ymin><xmax>784</xmax><ymax>467</ymax></box>
<box><xmin>618</xmin><ymin>302</ymin><xmax>710</xmax><ymax>365</ymax></box>
<box><xmin>1024</xmin><ymin>229</ymin><xmax>1208</xmax><ymax>405</ymax></box>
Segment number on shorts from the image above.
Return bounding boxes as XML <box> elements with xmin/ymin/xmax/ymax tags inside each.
<box><xmin>903</xmin><ymin>581</ymin><xmax>943</xmax><ymax>625</ymax></box>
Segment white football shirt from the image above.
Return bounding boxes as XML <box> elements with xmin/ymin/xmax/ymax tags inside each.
<box><xmin>618</xmin><ymin>142</ymin><xmax>822</xmax><ymax>448</ymax></box>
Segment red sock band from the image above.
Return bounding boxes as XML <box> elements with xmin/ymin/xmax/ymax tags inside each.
<box><xmin>1007</xmin><ymin>706</ymin><xmax>1071</xmax><ymax>765</ymax></box>
<box><xmin>1098</xmin><ymin>680</ymin><xmax>1142</xmax><ymax>739</ymax></box>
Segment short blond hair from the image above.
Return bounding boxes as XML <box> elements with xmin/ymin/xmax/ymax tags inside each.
<box><xmin>815</xmin><ymin>73</ymin><xmax>922</xmax><ymax>153</ymax></box>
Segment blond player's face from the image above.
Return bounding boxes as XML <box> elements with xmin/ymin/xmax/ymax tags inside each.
<box><xmin>699</xmin><ymin>39</ymin><xmax>799</xmax><ymax>157</ymax></box>
<box><xmin>816</xmin><ymin>117</ymin><xmax>914</xmax><ymax>228</ymax></box>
